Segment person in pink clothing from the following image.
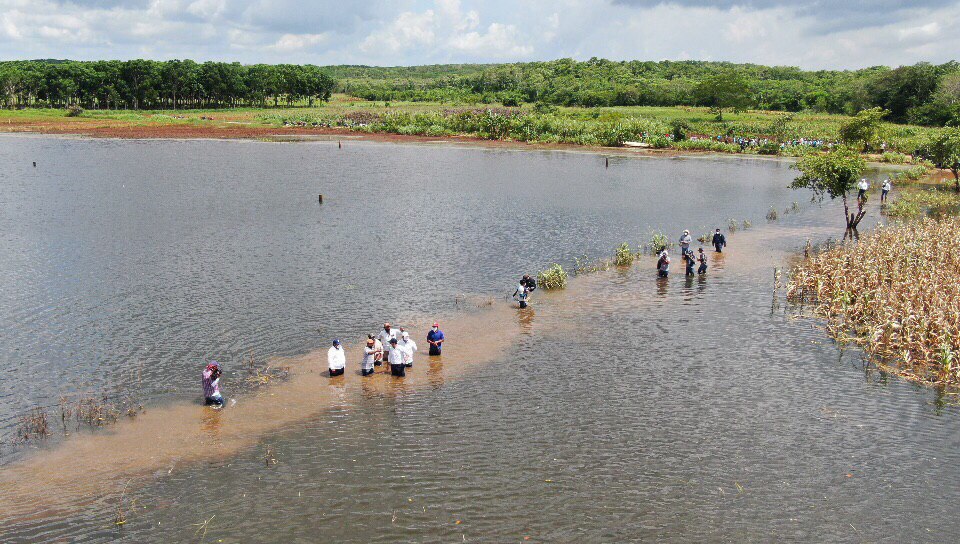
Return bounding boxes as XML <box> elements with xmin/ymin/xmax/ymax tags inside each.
<box><xmin>202</xmin><ymin>361</ymin><xmax>224</xmax><ymax>407</ymax></box>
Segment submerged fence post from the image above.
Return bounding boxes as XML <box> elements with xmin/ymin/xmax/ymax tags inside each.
<box><xmin>605</xmin><ymin>157</ymin><xmax>609</xmax><ymax>168</ymax></box>
<box><xmin>338</xmin><ymin>141</ymin><xmax>342</xmax><ymax>149</ymax></box>
<box><xmin>318</xmin><ymin>194</ymin><xmax>324</xmax><ymax>204</ymax></box>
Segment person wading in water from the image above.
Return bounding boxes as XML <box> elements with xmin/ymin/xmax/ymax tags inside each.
<box><xmin>711</xmin><ymin>229</ymin><xmax>727</xmax><ymax>253</ymax></box>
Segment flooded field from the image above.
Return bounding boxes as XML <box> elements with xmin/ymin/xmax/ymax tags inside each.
<box><xmin>1</xmin><ymin>135</ymin><xmax>957</xmax><ymax>542</ymax></box>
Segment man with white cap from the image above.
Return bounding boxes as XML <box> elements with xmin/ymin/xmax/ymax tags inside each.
<box><xmin>857</xmin><ymin>178</ymin><xmax>870</xmax><ymax>200</ymax></box>
<box><xmin>327</xmin><ymin>339</ymin><xmax>345</xmax><ymax>377</ymax></box>
<box><xmin>398</xmin><ymin>330</ymin><xmax>418</xmax><ymax>368</ymax></box>
<box><xmin>679</xmin><ymin>230</ymin><xmax>692</xmax><ymax>257</ymax></box>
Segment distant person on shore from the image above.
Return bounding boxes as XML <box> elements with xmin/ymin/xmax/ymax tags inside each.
<box><xmin>388</xmin><ymin>338</ymin><xmax>406</xmax><ymax>377</ymax></box>
<box><xmin>362</xmin><ymin>338</ymin><xmax>376</xmax><ymax>376</ymax></box>
<box><xmin>857</xmin><ymin>178</ymin><xmax>869</xmax><ymax>200</ymax></box>
<box><xmin>427</xmin><ymin>322</ymin><xmax>444</xmax><ymax>356</ymax></box>
<box><xmin>881</xmin><ymin>178</ymin><xmax>892</xmax><ymax>203</ymax></box>
<box><xmin>370</xmin><ymin>333</ymin><xmax>384</xmax><ymax>366</ymax></box>
<box><xmin>679</xmin><ymin>230</ymin><xmax>692</xmax><ymax>255</ymax></box>
<box><xmin>202</xmin><ymin>361</ymin><xmax>224</xmax><ymax>407</ymax></box>
<box><xmin>712</xmin><ymin>229</ymin><xmax>727</xmax><ymax>253</ymax></box>
<box><xmin>328</xmin><ymin>339</ymin><xmax>345</xmax><ymax>377</ymax></box>
<box><xmin>657</xmin><ymin>250</ymin><xmax>670</xmax><ymax>278</ymax></box>
<box><xmin>697</xmin><ymin>247</ymin><xmax>708</xmax><ymax>274</ymax></box>
<box><xmin>399</xmin><ymin>331</ymin><xmax>418</xmax><ymax>368</ymax></box>
<box><xmin>377</xmin><ymin>323</ymin><xmax>397</xmax><ymax>365</ymax></box>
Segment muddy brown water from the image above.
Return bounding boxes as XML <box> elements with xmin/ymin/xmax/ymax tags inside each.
<box><xmin>1</xmin><ymin>135</ymin><xmax>958</xmax><ymax>542</ymax></box>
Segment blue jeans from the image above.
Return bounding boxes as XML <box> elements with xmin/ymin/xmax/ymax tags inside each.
<box><xmin>205</xmin><ymin>395</ymin><xmax>224</xmax><ymax>406</ymax></box>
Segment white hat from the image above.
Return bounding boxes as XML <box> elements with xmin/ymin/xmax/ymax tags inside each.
<box><xmin>402</xmin><ymin>331</ymin><xmax>410</xmax><ymax>338</ymax></box>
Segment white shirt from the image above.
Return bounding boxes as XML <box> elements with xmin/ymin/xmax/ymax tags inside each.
<box><xmin>388</xmin><ymin>346</ymin><xmax>406</xmax><ymax>366</ymax></box>
<box><xmin>398</xmin><ymin>338</ymin><xmax>418</xmax><ymax>364</ymax></box>
<box><xmin>377</xmin><ymin>328</ymin><xmax>397</xmax><ymax>351</ymax></box>
<box><xmin>362</xmin><ymin>346</ymin><xmax>376</xmax><ymax>370</ymax></box>
<box><xmin>882</xmin><ymin>180</ymin><xmax>892</xmax><ymax>191</ymax></box>
<box><xmin>327</xmin><ymin>346</ymin><xmax>345</xmax><ymax>370</ymax></box>
<box><xmin>858</xmin><ymin>180</ymin><xmax>869</xmax><ymax>191</ymax></box>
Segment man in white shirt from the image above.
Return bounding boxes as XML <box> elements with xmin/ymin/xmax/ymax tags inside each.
<box><xmin>361</xmin><ymin>338</ymin><xmax>376</xmax><ymax>376</ymax></box>
<box><xmin>327</xmin><ymin>339</ymin><xmax>345</xmax><ymax>377</ymax></box>
<box><xmin>377</xmin><ymin>323</ymin><xmax>397</xmax><ymax>365</ymax></box>
<box><xmin>388</xmin><ymin>338</ymin><xmax>406</xmax><ymax>377</ymax></box>
<box><xmin>881</xmin><ymin>178</ymin><xmax>892</xmax><ymax>203</ymax></box>
<box><xmin>398</xmin><ymin>331</ymin><xmax>418</xmax><ymax>368</ymax></box>
<box><xmin>857</xmin><ymin>178</ymin><xmax>870</xmax><ymax>200</ymax></box>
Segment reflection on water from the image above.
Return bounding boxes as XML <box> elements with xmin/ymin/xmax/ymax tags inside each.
<box><xmin>1</xmin><ymin>136</ymin><xmax>957</xmax><ymax>542</ymax></box>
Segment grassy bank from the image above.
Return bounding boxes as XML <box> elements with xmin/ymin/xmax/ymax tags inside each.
<box><xmin>0</xmin><ymin>95</ymin><xmax>942</xmax><ymax>158</ymax></box>
<box><xmin>788</xmin><ymin>214</ymin><xmax>960</xmax><ymax>387</ymax></box>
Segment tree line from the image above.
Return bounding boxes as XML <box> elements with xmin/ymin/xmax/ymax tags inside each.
<box><xmin>336</xmin><ymin>58</ymin><xmax>960</xmax><ymax>127</ymax></box>
<box><xmin>0</xmin><ymin>60</ymin><xmax>335</xmax><ymax>110</ymax></box>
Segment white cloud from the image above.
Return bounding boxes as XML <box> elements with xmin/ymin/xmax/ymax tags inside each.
<box><xmin>359</xmin><ymin>9</ymin><xmax>437</xmax><ymax>54</ymax></box>
<box><xmin>269</xmin><ymin>32</ymin><xmax>328</xmax><ymax>52</ymax></box>
<box><xmin>449</xmin><ymin>22</ymin><xmax>532</xmax><ymax>57</ymax></box>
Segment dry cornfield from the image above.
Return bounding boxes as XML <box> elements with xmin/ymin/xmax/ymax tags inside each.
<box><xmin>788</xmin><ymin>217</ymin><xmax>960</xmax><ymax>387</ymax></box>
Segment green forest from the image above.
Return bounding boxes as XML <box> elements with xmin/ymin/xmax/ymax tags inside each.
<box><xmin>2</xmin><ymin>58</ymin><xmax>959</xmax><ymax>128</ymax></box>
<box><xmin>0</xmin><ymin>60</ymin><xmax>335</xmax><ymax>110</ymax></box>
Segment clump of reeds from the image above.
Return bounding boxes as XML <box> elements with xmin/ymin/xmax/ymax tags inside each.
<box><xmin>742</xmin><ymin>219</ymin><xmax>752</xmax><ymax>230</ymax></box>
<box><xmin>787</xmin><ymin>217</ymin><xmax>960</xmax><ymax>386</ymax></box>
<box><xmin>574</xmin><ymin>254</ymin><xmax>611</xmax><ymax>275</ymax></box>
<box><xmin>245</xmin><ymin>350</ymin><xmax>291</xmax><ymax>386</ymax></box>
<box><xmin>264</xmin><ymin>444</ymin><xmax>278</xmax><ymax>466</ymax></box>
<box><xmin>766</xmin><ymin>208</ymin><xmax>779</xmax><ymax>221</ymax></box>
<box><xmin>728</xmin><ymin>219</ymin><xmax>738</xmax><ymax>232</ymax></box>
<box><xmin>75</xmin><ymin>396</ymin><xmax>121</xmax><ymax>428</ymax></box>
<box><xmin>613</xmin><ymin>243</ymin><xmax>635</xmax><ymax>266</ymax></box>
<box><xmin>15</xmin><ymin>407</ymin><xmax>50</xmax><ymax>443</ymax></box>
<box><xmin>537</xmin><ymin>264</ymin><xmax>568</xmax><ymax>290</ymax></box>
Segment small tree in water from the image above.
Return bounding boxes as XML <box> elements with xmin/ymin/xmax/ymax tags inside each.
<box><xmin>791</xmin><ymin>146</ymin><xmax>867</xmax><ymax>230</ymax></box>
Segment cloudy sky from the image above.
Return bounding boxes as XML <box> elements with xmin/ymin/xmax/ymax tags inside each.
<box><xmin>0</xmin><ymin>0</ymin><xmax>957</xmax><ymax>69</ymax></box>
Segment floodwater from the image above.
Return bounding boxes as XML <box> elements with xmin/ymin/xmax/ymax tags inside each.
<box><xmin>1</xmin><ymin>135</ymin><xmax>958</xmax><ymax>542</ymax></box>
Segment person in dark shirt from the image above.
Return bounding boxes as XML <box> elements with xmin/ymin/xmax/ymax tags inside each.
<box><xmin>427</xmin><ymin>322</ymin><xmax>444</xmax><ymax>356</ymax></box>
<box><xmin>711</xmin><ymin>229</ymin><xmax>727</xmax><ymax>253</ymax></box>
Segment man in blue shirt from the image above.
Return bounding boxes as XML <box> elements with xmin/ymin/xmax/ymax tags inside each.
<box><xmin>427</xmin><ymin>322</ymin><xmax>444</xmax><ymax>356</ymax></box>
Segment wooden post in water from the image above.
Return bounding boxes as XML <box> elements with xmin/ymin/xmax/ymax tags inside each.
<box><xmin>318</xmin><ymin>194</ymin><xmax>324</xmax><ymax>204</ymax></box>
<box><xmin>32</xmin><ymin>162</ymin><xmax>36</xmax><ymax>167</ymax></box>
<box><xmin>605</xmin><ymin>157</ymin><xmax>609</xmax><ymax>168</ymax></box>
<box><xmin>338</xmin><ymin>141</ymin><xmax>342</xmax><ymax>149</ymax></box>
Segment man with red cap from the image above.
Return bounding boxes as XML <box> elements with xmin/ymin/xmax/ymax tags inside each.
<box><xmin>427</xmin><ymin>322</ymin><xmax>444</xmax><ymax>356</ymax></box>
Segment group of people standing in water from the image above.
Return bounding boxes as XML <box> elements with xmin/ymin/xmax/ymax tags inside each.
<box><xmin>329</xmin><ymin>321</ymin><xmax>444</xmax><ymax>379</ymax></box>
<box><xmin>656</xmin><ymin>228</ymin><xmax>727</xmax><ymax>278</ymax></box>
<box><xmin>201</xmin><ymin>322</ymin><xmax>447</xmax><ymax>407</ymax></box>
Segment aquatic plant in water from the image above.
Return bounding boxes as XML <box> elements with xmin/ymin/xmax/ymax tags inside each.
<box><xmin>787</xmin><ymin>217</ymin><xmax>960</xmax><ymax>387</ymax></box>
<box><xmin>647</xmin><ymin>231</ymin><xmax>669</xmax><ymax>255</ymax></box>
<box><xmin>613</xmin><ymin>243</ymin><xmax>635</xmax><ymax>266</ymax></box>
<box><xmin>537</xmin><ymin>264</ymin><xmax>568</xmax><ymax>290</ymax></box>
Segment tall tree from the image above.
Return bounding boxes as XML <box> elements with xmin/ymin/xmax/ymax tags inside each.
<box><xmin>693</xmin><ymin>71</ymin><xmax>752</xmax><ymax>120</ymax></box>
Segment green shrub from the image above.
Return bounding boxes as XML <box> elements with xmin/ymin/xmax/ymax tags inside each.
<box><xmin>648</xmin><ymin>230</ymin><xmax>669</xmax><ymax>254</ymax></box>
<box><xmin>537</xmin><ymin>264</ymin><xmax>569</xmax><ymax>290</ymax></box>
<box><xmin>757</xmin><ymin>141</ymin><xmax>781</xmax><ymax>155</ymax></box>
<box><xmin>613</xmin><ymin>243</ymin><xmax>635</xmax><ymax>266</ymax></box>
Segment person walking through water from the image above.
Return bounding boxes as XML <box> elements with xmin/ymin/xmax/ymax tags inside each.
<box><xmin>684</xmin><ymin>249</ymin><xmax>695</xmax><ymax>277</ymax></box>
<box><xmin>657</xmin><ymin>249</ymin><xmax>670</xmax><ymax>278</ymax></box>
<box><xmin>399</xmin><ymin>331</ymin><xmax>418</xmax><ymax>368</ymax></box>
<box><xmin>427</xmin><ymin>322</ymin><xmax>444</xmax><ymax>356</ymax></box>
<box><xmin>328</xmin><ymin>339</ymin><xmax>345</xmax><ymax>377</ymax></box>
<box><xmin>361</xmin><ymin>338</ymin><xmax>376</xmax><ymax>376</ymax></box>
<box><xmin>711</xmin><ymin>228</ymin><xmax>727</xmax><ymax>253</ymax></box>
<box><xmin>202</xmin><ymin>361</ymin><xmax>224</xmax><ymax>408</ymax></box>
<box><xmin>881</xmin><ymin>178</ymin><xmax>892</xmax><ymax>203</ymax></box>
<box><xmin>369</xmin><ymin>333</ymin><xmax>384</xmax><ymax>366</ymax></box>
<box><xmin>679</xmin><ymin>230</ymin><xmax>692</xmax><ymax>256</ymax></box>
<box><xmin>513</xmin><ymin>280</ymin><xmax>531</xmax><ymax>308</ymax></box>
<box><xmin>697</xmin><ymin>247</ymin><xmax>708</xmax><ymax>274</ymax></box>
<box><xmin>388</xmin><ymin>338</ymin><xmax>406</xmax><ymax>377</ymax></box>
<box><xmin>520</xmin><ymin>274</ymin><xmax>537</xmax><ymax>293</ymax></box>
<box><xmin>857</xmin><ymin>178</ymin><xmax>870</xmax><ymax>200</ymax></box>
